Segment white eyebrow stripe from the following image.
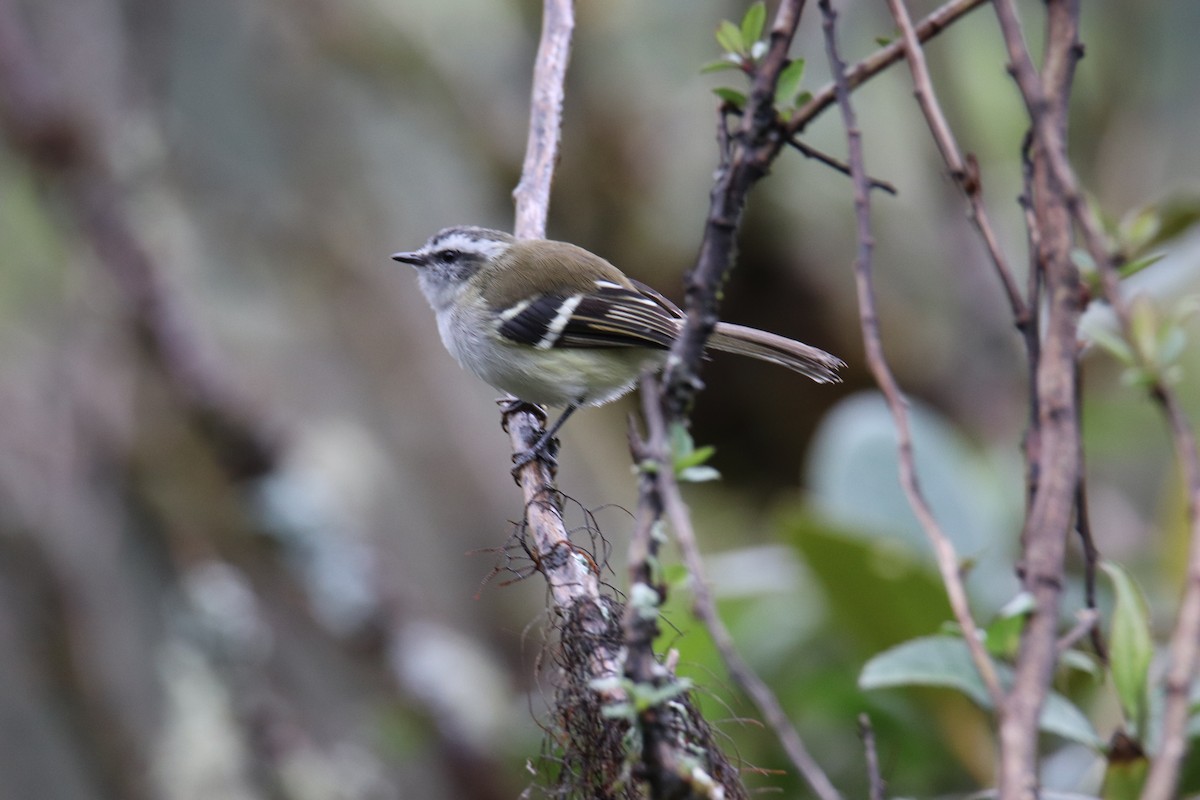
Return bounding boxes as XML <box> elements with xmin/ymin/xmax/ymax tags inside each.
<box><xmin>536</xmin><ymin>295</ymin><xmax>584</xmax><ymax>349</ymax></box>
<box><xmin>499</xmin><ymin>299</ymin><xmax>531</xmax><ymax>321</ymax></box>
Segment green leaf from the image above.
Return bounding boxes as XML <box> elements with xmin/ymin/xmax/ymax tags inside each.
<box><xmin>1118</xmin><ymin>252</ymin><xmax>1165</xmax><ymax>280</ymax></box>
<box><xmin>715</xmin><ymin>19</ymin><xmax>746</xmax><ymax>56</ymax></box>
<box><xmin>860</xmin><ymin>635</ymin><xmax>1103</xmax><ymax>748</ymax></box>
<box><xmin>1119</xmin><ymin>206</ymin><xmax>1162</xmax><ymax>256</ymax></box>
<box><xmin>775</xmin><ymin>58</ymin><xmax>807</xmax><ymax>108</ymax></box>
<box><xmin>1080</xmin><ymin>316</ymin><xmax>1136</xmax><ymax>366</ymax></box>
<box><xmin>675</xmin><ymin>444</ymin><xmax>716</xmax><ymax>472</ymax></box>
<box><xmin>875</xmin><ymin>34</ymin><xmax>896</xmax><ymax>47</ymax></box>
<box><xmin>679</xmin><ymin>465</ymin><xmax>721</xmax><ymax>483</ymax></box>
<box><xmin>1102</xmin><ymin>562</ymin><xmax>1154</xmax><ymax>735</ymax></box>
<box><xmin>700</xmin><ymin>56</ymin><xmax>744</xmax><ymax>74</ymax></box>
<box><xmin>984</xmin><ymin>592</ymin><xmax>1034</xmax><ymax>659</ymax></box>
<box><xmin>740</xmin><ymin>2</ymin><xmax>766</xmax><ymax>48</ymax></box>
<box><xmin>712</xmin><ymin>87</ymin><xmax>747</xmax><ymax>108</ymax></box>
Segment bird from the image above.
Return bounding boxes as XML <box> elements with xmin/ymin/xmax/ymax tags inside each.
<box><xmin>392</xmin><ymin>225</ymin><xmax>843</xmax><ymax>468</ymax></box>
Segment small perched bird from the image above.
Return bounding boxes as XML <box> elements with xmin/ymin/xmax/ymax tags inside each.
<box><xmin>393</xmin><ymin>226</ymin><xmax>843</xmax><ymax>467</ymax></box>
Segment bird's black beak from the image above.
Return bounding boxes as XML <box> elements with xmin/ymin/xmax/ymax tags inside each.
<box><xmin>391</xmin><ymin>251</ymin><xmax>426</xmax><ymax>266</ymax></box>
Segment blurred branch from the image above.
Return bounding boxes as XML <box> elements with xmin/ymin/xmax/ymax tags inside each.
<box><xmin>858</xmin><ymin>714</ymin><xmax>886</xmax><ymax>800</ymax></box>
<box><xmin>987</xmin><ymin>3</ymin><xmax>1084</xmax><ymax>799</ymax></box>
<box><xmin>0</xmin><ymin>0</ymin><xmax>277</xmax><ymax>481</ymax></box>
<box><xmin>819</xmin><ymin>0</ymin><xmax>1003</xmax><ymax>709</ymax></box>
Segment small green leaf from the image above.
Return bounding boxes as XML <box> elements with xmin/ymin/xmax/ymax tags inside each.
<box><xmin>1120</xmin><ymin>207</ymin><xmax>1162</xmax><ymax>256</ymax></box>
<box><xmin>700</xmin><ymin>56</ymin><xmax>744</xmax><ymax>74</ymax></box>
<box><xmin>712</xmin><ymin>87</ymin><xmax>747</xmax><ymax>108</ymax></box>
<box><xmin>1061</xmin><ymin>648</ymin><xmax>1103</xmax><ymax>679</ymax></box>
<box><xmin>793</xmin><ymin>89</ymin><xmax>813</xmax><ymax>107</ymax></box>
<box><xmin>628</xmin><ymin>677</ymin><xmax>694</xmax><ymax>712</ymax></box>
<box><xmin>715</xmin><ymin>19</ymin><xmax>746</xmax><ymax>56</ymax></box>
<box><xmin>1118</xmin><ymin>252</ymin><xmax>1165</xmax><ymax>280</ymax></box>
<box><xmin>1158</xmin><ymin>325</ymin><xmax>1187</xmax><ymax>368</ymax></box>
<box><xmin>675</xmin><ymin>444</ymin><xmax>716</xmax><ymax>472</ymax></box>
<box><xmin>875</xmin><ymin>34</ymin><xmax>896</xmax><ymax>47</ymax></box>
<box><xmin>775</xmin><ymin>58</ymin><xmax>807</xmax><ymax>108</ymax></box>
<box><xmin>740</xmin><ymin>2</ymin><xmax>766</xmax><ymax>48</ymax></box>
<box><xmin>984</xmin><ymin>592</ymin><xmax>1034</xmax><ymax>659</ymax></box>
<box><xmin>679</xmin><ymin>465</ymin><xmax>721</xmax><ymax>483</ymax></box>
<box><xmin>1102</xmin><ymin>561</ymin><xmax>1154</xmax><ymax>736</ymax></box>
<box><xmin>1080</xmin><ymin>316</ymin><xmax>1136</xmax><ymax>366</ymax></box>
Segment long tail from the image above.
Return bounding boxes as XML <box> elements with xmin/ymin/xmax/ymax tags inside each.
<box><xmin>707</xmin><ymin>322</ymin><xmax>844</xmax><ymax>383</ymax></box>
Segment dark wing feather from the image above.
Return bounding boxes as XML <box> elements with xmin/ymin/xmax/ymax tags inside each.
<box><xmin>497</xmin><ymin>284</ymin><xmax>682</xmax><ymax>350</ymax></box>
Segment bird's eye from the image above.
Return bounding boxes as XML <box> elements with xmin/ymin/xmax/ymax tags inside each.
<box><xmin>440</xmin><ymin>249</ymin><xmax>462</xmax><ymax>263</ymax></box>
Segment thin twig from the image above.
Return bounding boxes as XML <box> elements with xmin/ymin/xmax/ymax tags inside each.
<box><xmin>790</xmin><ymin>0</ymin><xmax>990</xmax><ymax>135</ymax></box>
<box><xmin>1139</xmin><ymin>392</ymin><xmax>1200</xmax><ymax>800</ymax></box>
<box><xmin>881</xmin><ymin>0</ymin><xmax>1027</xmax><ymax>324</ymax></box>
<box><xmin>642</xmin><ymin>376</ymin><xmax>843</xmax><ymax>800</ymax></box>
<box><xmin>1073</xmin><ymin>364</ymin><xmax>1108</xmax><ymax>661</ymax></box>
<box><xmin>785</xmin><ymin>134</ymin><xmax>897</xmax><ymax>195</ymax></box>
<box><xmin>819</xmin><ymin>0</ymin><xmax>1004</xmax><ymax>710</ymax></box>
<box><xmin>858</xmin><ymin>714</ymin><xmax>886</xmax><ymax>800</ymax></box>
<box><xmin>1055</xmin><ymin>608</ymin><xmax>1100</xmax><ymax>657</ymax></box>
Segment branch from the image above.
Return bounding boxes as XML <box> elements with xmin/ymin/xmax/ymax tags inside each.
<box><xmin>660</xmin><ymin>0</ymin><xmax>805</xmax><ymax>419</ymax></box>
<box><xmin>789</xmin><ymin>0</ymin><xmax>989</xmax><ymax>136</ymax></box>
<box><xmin>991</xmin><ymin>4</ymin><xmax>1200</xmax><ymax>792</ymax></box>
<box><xmin>819</xmin><ymin>0</ymin><xmax>1004</xmax><ymax>709</ymax></box>
<box><xmin>987</xmin><ymin>4</ymin><xmax>1085</xmax><ymax>799</ymax></box>
<box><xmin>512</xmin><ymin>0</ymin><xmax>574</xmax><ymax>242</ymax></box>
<box><xmin>641</xmin><ymin>375</ymin><xmax>843</xmax><ymax>800</ymax></box>
<box><xmin>501</xmin><ymin>4</ymin><xmax>637</xmax><ymax>772</ymax></box>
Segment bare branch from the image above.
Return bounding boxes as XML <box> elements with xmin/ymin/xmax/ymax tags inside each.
<box><xmin>987</xmin><ymin>3</ymin><xmax>1085</xmax><ymax>799</ymax></box>
<box><xmin>785</xmin><ymin>134</ymin><xmax>898</xmax><ymax>195</ymax></box>
<box><xmin>513</xmin><ymin>0</ymin><xmax>574</xmax><ymax>241</ymax></box>
<box><xmin>858</xmin><ymin>714</ymin><xmax>887</xmax><ymax>800</ymax></box>
<box><xmin>790</xmin><ymin>0</ymin><xmax>989</xmax><ymax>136</ymax></box>
<box><xmin>991</xmin><ymin>4</ymin><xmax>1200</xmax><ymax>792</ymax></box>
<box><xmin>819</xmin><ymin>0</ymin><xmax>1004</xmax><ymax>710</ymax></box>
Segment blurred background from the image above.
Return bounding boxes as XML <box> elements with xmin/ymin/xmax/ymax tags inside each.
<box><xmin>1</xmin><ymin>0</ymin><xmax>1199</xmax><ymax>797</ymax></box>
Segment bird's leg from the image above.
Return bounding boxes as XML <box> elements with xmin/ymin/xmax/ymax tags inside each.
<box><xmin>511</xmin><ymin>402</ymin><xmax>580</xmax><ymax>473</ymax></box>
